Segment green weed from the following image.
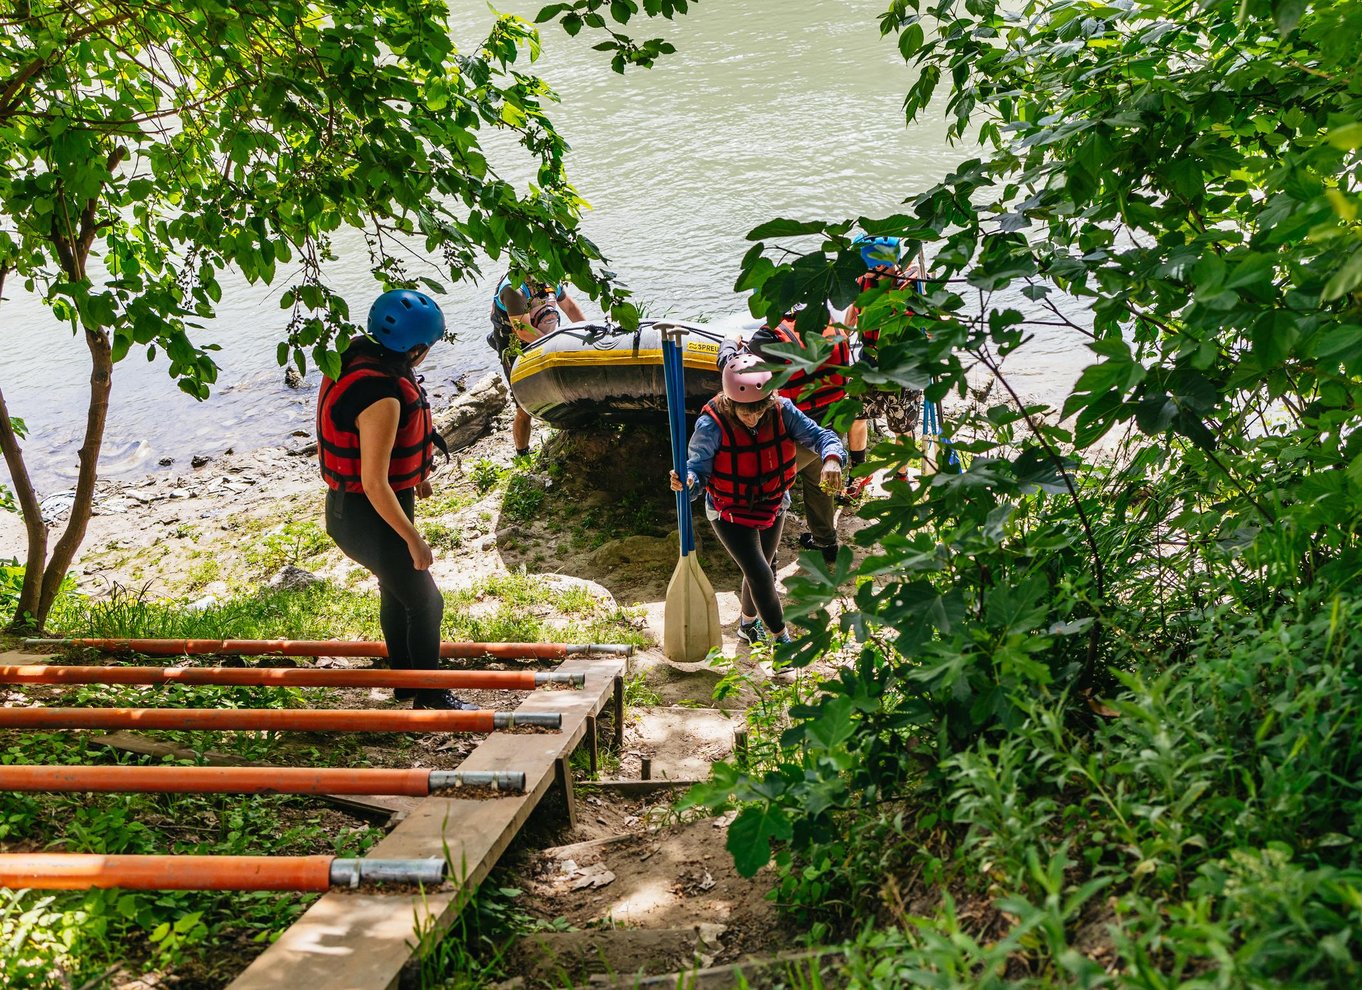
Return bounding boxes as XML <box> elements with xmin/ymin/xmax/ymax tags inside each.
<box><xmin>469</xmin><ymin>457</ymin><xmax>508</xmax><ymax>494</ymax></box>
<box><xmin>238</xmin><ymin>519</ymin><xmax>330</xmax><ymax>578</ymax></box>
<box><xmin>501</xmin><ymin>473</ymin><xmax>546</xmax><ymax>521</ymax></box>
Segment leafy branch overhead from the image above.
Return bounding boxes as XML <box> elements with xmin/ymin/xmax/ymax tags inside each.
<box><xmin>535</xmin><ymin>0</ymin><xmax>694</xmax><ymax>73</ymax></box>
<box><xmin>0</xmin><ymin>0</ymin><xmax>639</xmax><ymax>391</ymax></box>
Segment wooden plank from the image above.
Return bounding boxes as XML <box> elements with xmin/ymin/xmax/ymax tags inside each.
<box><xmin>579</xmin><ymin>949</ymin><xmax>845</xmax><ymax>989</ymax></box>
<box><xmin>228</xmin><ymin>656</ymin><xmax>624</xmax><ymax>990</ymax></box>
<box><xmin>585</xmin><ymin>778</ymin><xmax>703</xmax><ymax>796</ymax></box>
<box><xmin>0</xmin><ymin>650</ymin><xmax>49</xmax><ymax>664</ymax></box>
<box><xmin>554</xmin><ymin>756</ymin><xmax>578</xmax><ymax>829</ymax></box>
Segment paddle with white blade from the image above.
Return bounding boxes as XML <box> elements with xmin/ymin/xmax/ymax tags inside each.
<box><xmin>658</xmin><ymin>324</ymin><xmax>721</xmax><ymax>662</ymax></box>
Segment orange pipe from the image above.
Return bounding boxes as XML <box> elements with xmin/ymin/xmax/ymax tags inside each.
<box><xmin>36</xmin><ymin>638</ymin><xmax>572</xmax><ymax>659</ymax></box>
<box><xmin>0</xmin><ymin>765</ymin><xmax>432</xmax><ymax>795</ymax></box>
<box><xmin>0</xmin><ymin>707</ymin><xmax>496</xmax><ymax>733</ymax></box>
<box><xmin>0</xmin><ymin>664</ymin><xmax>541</xmax><ymax>690</ymax></box>
<box><xmin>0</xmin><ymin>854</ymin><xmax>333</xmax><ymax>891</ymax></box>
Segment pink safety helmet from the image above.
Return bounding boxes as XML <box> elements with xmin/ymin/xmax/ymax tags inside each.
<box><xmin>722</xmin><ymin>353</ymin><xmax>774</xmax><ymax>403</ymax></box>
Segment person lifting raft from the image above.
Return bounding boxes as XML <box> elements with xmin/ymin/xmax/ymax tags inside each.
<box><xmin>507</xmin><ymin>318</ymin><xmax>750</xmax><ymax>427</ymax></box>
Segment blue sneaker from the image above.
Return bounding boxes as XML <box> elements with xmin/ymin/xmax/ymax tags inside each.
<box><xmin>736</xmin><ymin>618</ymin><xmax>768</xmax><ymax>644</ymax></box>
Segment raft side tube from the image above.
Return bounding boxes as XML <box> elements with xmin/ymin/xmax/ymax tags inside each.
<box><xmin>510</xmin><ymin>320</ymin><xmax>745</xmax><ymax>427</ymax></box>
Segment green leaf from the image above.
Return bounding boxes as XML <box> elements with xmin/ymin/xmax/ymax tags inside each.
<box><xmin>726</xmin><ymin>804</ymin><xmax>791</xmax><ymax>877</ymax></box>
<box><xmin>898</xmin><ymin>24</ymin><xmax>924</xmax><ymax>60</ymax></box>
<box><xmin>535</xmin><ymin>3</ymin><xmax>574</xmax><ymax>22</ymax></box>
<box><xmin>746</xmin><ymin>218</ymin><xmax>830</xmax><ymax>240</ymax></box>
<box><xmin>1325</xmin><ymin>122</ymin><xmax>1362</xmax><ymax>151</ymax></box>
<box><xmin>1271</xmin><ymin>0</ymin><xmax>1306</xmax><ymax>35</ymax></box>
<box><xmin>1321</xmin><ymin>247</ymin><xmax>1362</xmax><ymax>303</ymax></box>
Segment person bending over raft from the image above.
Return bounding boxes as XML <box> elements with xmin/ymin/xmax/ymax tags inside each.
<box><xmin>316</xmin><ymin>289</ymin><xmax>475</xmax><ymax>711</ymax></box>
<box><xmin>669</xmin><ymin>354</ymin><xmax>846</xmax><ymax>646</ymax></box>
<box><xmin>488</xmin><ymin>275</ymin><xmax>587</xmax><ymax>457</ymax></box>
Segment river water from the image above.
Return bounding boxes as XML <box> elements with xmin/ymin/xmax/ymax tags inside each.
<box><xmin>0</xmin><ymin>1</ymin><xmax>1091</xmax><ymax>496</ymax></box>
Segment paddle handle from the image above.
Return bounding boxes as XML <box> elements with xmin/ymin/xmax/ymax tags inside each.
<box><xmin>660</xmin><ymin>329</ymin><xmax>696</xmax><ymax>556</ymax></box>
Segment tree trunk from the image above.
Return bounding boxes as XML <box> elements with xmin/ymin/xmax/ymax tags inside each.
<box><xmin>0</xmin><ymin>385</ymin><xmax>48</xmax><ymax>631</ymax></box>
<box><xmin>0</xmin><ymin>262</ymin><xmax>51</xmax><ymax>631</ymax></box>
<box><xmin>34</xmin><ymin>325</ymin><xmax>113</xmax><ymax>629</ymax></box>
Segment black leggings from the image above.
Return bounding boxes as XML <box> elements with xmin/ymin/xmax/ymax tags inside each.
<box><xmin>710</xmin><ymin>513</ymin><xmax>786</xmax><ymax>634</ymax></box>
<box><xmin>325</xmin><ymin>488</ymin><xmax>444</xmax><ymax>685</ymax></box>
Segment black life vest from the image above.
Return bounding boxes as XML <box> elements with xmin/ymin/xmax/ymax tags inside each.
<box><xmin>702</xmin><ymin>398</ymin><xmax>799</xmax><ymax>529</ymax></box>
<box><xmin>316</xmin><ymin>354</ymin><xmax>435</xmax><ymax>494</ymax></box>
<box><xmin>766</xmin><ymin>318</ymin><xmax>852</xmax><ymax>424</ymax></box>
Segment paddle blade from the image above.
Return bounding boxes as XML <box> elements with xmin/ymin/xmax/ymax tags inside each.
<box><xmin>687</xmin><ymin>553</ymin><xmax>721</xmax><ymax>639</ymax></box>
<box><xmin>664</xmin><ymin>553</ymin><xmax>722</xmax><ymax>663</ymax></box>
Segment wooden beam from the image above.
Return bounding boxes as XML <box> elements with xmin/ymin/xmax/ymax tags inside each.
<box><xmin>584</xmin><ymin>779</ymin><xmax>703</xmax><ymax>797</ymax></box>
<box><xmin>227</xmin><ymin>655</ymin><xmax>624</xmax><ymax>990</ymax></box>
<box><xmin>579</xmin><ymin>949</ymin><xmax>845</xmax><ymax>989</ymax></box>
<box><xmin>553</xmin><ymin>755</ymin><xmax>578</xmax><ymax>830</ymax></box>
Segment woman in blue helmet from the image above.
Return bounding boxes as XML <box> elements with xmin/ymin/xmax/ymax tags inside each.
<box><xmin>316</xmin><ymin>289</ymin><xmax>475</xmax><ymax>711</ymax></box>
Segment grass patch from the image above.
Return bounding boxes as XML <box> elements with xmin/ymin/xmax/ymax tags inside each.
<box><xmin>47</xmin><ymin>581</ymin><xmax>381</xmax><ymax>642</ymax></box>
<box><xmin>444</xmin><ymin>571</ymin><xmax>646</xmax><ymax>648</ymax></box>
<box><xmin>0</xmin><ymin>726</ymin><xmax>382</xmax><ymax>988</ymax></box>
<box><xmin>501</xmin><ymin>473</ymin><xmax>546</xmax><ymax>522</ymax></box>
<box><xmin>422</xmin><ymin>520</ymin><xmax>464</xmax><ymax>551</ymax></box>
<box><xmin>468</xmin><ymin>457</ymin><xmax>509</xmax><ymax>494</ymax></box>
<box><xmin>239</xmin><ymin>519</ymin><xmax>330</xmax><ymax>578</ymax></box>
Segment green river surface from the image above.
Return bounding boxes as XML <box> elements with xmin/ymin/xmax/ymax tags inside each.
<box><xmin>0</xmin><ymin>1</ymin><xmax>1090</xmax><ymax>495</ymax></box>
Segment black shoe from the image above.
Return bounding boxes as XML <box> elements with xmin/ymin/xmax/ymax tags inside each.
<box><xmin>393</xmin><ymin>687</ymin><xmax>417</xmax><ymax>702</ymax></box>
<box><xmin>736</xmin><ymin>618</ymin><xmax>769</xmax><ymax>644</ymax></box>
<box><xmin>413</xmin><ymin>690</ymin><xmax>481</xmax><ymax>711</ymax></box>
<box><xmin>798</xmin><ymin>532</ymin><xmax>839</xmax><ymax>565</ymax></box>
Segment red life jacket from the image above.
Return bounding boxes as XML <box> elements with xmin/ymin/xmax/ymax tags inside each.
<box><xmin>702</xmin><ymin>398</ymin><xmax>799</xmax><ymax>528</ymax></box>
<box><xmin>854</xmin><ymin>270</ymin><xmax>915</xmax><ymax>353</ymax></box>
<box><xmin>316</xmin><ymin>354</ymin><xmax>435</xmax><ymax>494</ymax></box>
<box><xmin>766</xmin><ymin>318</ymin><xmax>852</xmax><ymax>423</ymax></box>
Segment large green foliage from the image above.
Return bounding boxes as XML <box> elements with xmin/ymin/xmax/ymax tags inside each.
<box><xmin>689</xmin><ymin>0</ymin><xmax>1362</xmax><ymax>976</ymax></box>
<box><xmin>0</xmin><ymin>0</ymin><xmax>640</xmax><ymax>390</ymax></box>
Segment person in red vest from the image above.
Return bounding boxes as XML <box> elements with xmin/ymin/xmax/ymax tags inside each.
<box><xmin>839</xmin><ymin>236</ymin><xmax>925</xmax><ymax>502</ymax></box>
<box><xmin>716</xmin><ymin>309</ymin><xmax>853</xmax><ymax>564</ymax></box>
<box><xmin>316</xmin><ymin>289</ymin><xmax>474</xmax><ymax>711</ymax></box>
<box><xmin>669</xmin><ymin>354</ymin><xmax>845</xmax><ymax>649</ymax></box>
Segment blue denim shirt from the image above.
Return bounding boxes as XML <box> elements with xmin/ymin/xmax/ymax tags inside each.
<box><xmin>685</xmin><ymin>395</ymin><xmax>845</xmax><ymax>519</ymax></box>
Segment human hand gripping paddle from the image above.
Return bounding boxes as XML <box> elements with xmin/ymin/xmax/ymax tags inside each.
<box><xmin>658</xmin><ymin>324</ymin><xmax>721</xmax><ymax>662</ymax></box>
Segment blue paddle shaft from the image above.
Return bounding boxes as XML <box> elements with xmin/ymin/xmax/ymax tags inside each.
<box><xmin>661</xmin><ymin>335</ymin><xmax>695</xmax><ymax>555</ymax></box>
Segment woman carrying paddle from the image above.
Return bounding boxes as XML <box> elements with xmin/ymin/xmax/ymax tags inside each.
<box><xmin>669</xmin><ymin>354</ymin><xmax>845</xmax><ymax>646</ymax></box>
<box><xmin>316</xmin><ymin>289</ymin><xmax>475</xmax><ymax>711</ymax></box>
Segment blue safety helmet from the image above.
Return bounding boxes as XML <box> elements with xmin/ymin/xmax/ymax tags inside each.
<box><xmin>367</xmin><ymin>289</ymin><xmax>446</xmax><ymax>353</ymax></box>
<box><xmin>854</xmin><ymin>235</ymin><xmax>902</xmax><ymax>270</ymax></box>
